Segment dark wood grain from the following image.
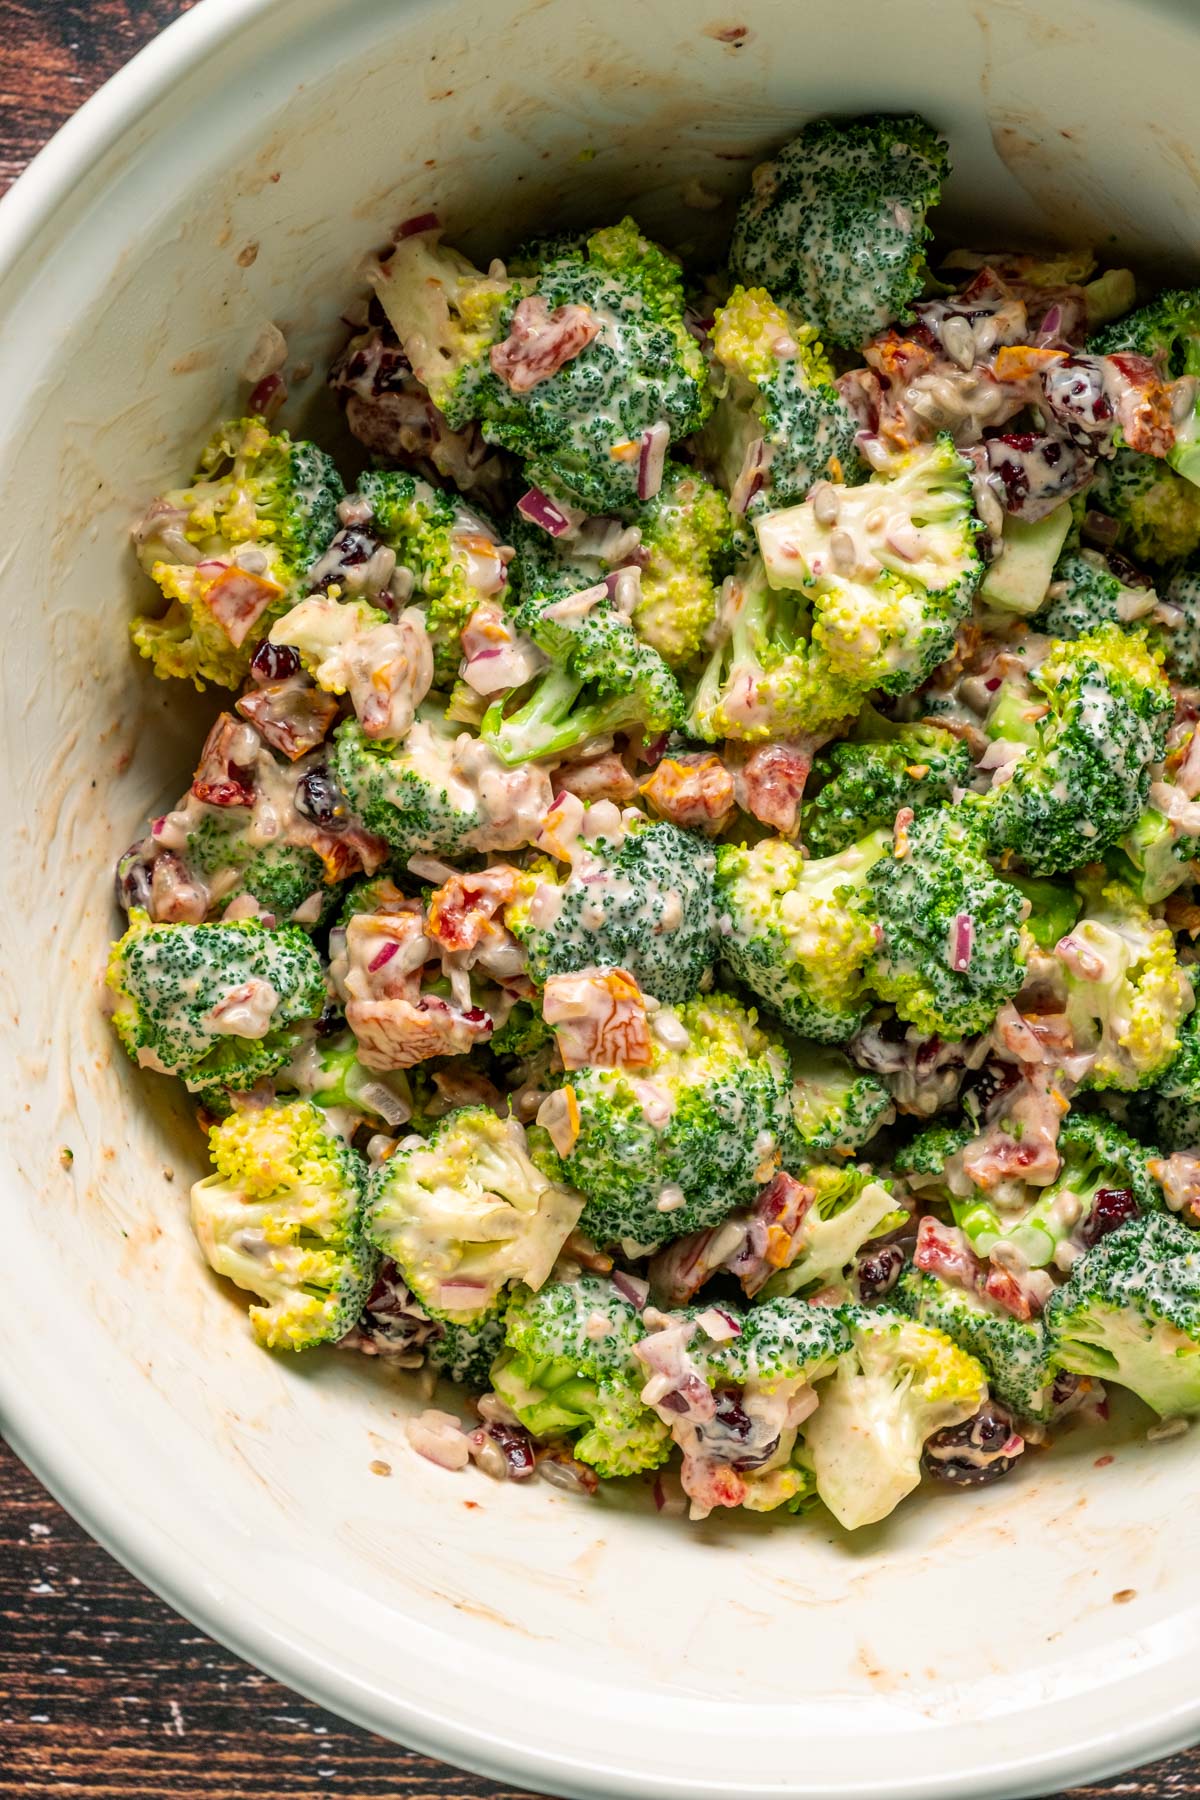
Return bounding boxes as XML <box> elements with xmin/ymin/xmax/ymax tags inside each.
<box><xmin>0</xmin><ymin>2</ymin><xmax>1197</xmax><ymax>1795</ymax></box>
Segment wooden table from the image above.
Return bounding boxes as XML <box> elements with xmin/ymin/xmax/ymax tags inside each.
<box><xmin>0</xmin><ymin>4</ymin><xmax>1197</xmax><ymax>1795</ymax></box>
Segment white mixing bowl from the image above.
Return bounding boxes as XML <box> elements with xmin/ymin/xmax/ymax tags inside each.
<box><xmin>4</xmin><ymin>0</ymin><xmax>1200</xmax><ymax>1793</ymax></box>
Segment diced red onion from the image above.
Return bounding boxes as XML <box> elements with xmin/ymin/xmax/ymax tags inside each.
<box><xmin>248</xmin><ymin>371</ymin><xmax>287</xmax><ymax>420</ymax></box>
<box><xmin>653</xmin><ymin>1472</ymin><xmax>668</xmax><ymax>1511</ymax></box>
<box><xmin>151</xmin><ymin>817</ymin><xmax>167</xmax><ymax>837</ymax></box>
<box><xmin>1001</xmin><ymin>1433</ymin><xmax>1026</xmax><ymax>1458</ymax></box>
<box><xmin>1082</xmin><ymin>509</ymin><xmax>1121</xmax><ymax>548</ymax></box>
<box><xmin>730</xmin><ymin>437</ymin><xmax>767</xmax><ymax>517</ymax></box>
<box><xmin>1036</xmin><ymin>303</ymin><xmax>1063</xmax><ymax>346</ymax></box>
<box><xmin>517</xmin><ymin>488</ymin><xmax>576</xmax><ymax>537</ymax></box>
<box><xmin>611</xmin><ymin>1270</ymin><xmax>649</xmax><ymax>1310</ymax></box>
<box><xmin>438</xmin><ymin>1279</ymin><xmax>489</xmax><ymax>1306</ymax></box>
<box><xmin>949</xmin><ymin>913</ymin><xmax>975</xmax><ymax>973</ymax></box>
<box><xmin>695</xmin><ymin>1305</ymin><xmax>742</xmax><ymax>1341</ymax></box>
<box><xmin>397</xmin><ymin>211</ymin><xmax>440</xmax><ymax>240</ymax></box>
<box><xmin>368</xmin><ymin>940</ymin><xmax>399</xmax><ymax>973</ymax></box>
<box><xmin>196</xmin><ymin>558</ymin><xmax>230</xmax><ymax>576</ymax></box>
<box><xmin>637</xmin><ymin>422</ymin><xmax>669</xmax><ymax>502</ymax></box>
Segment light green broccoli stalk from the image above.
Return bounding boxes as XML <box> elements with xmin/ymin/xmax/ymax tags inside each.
<box><xmin>862</xmin><ymin>807</ymin><xmax>1027</xmax><ymax>1038</ymax></box>
<box><xmin>789</xmin><ymin>1042</ymin><xmax>895</xmax><ymax>1156</ymax></box>
<box><xmin>1038</xmin><ymin>547</ymin><xmax>1158</xmax><ymax>639</ymax></box>
<box><xmin>756</xmin><ymin>436</ymin><xmax>984</xmax><ymax>697</ymax></box>
<box><xmin>1045</xmin><ymin>1212</ymin><xmax>1200</xmax><ymax>1415</ymax></box>
<box><xmin>948</xmin><ymin>1113</ymin><xmax>1162</xmax><ymax>1269</ymax></box>
<box><xmin>490</xmin><ymin>1275</ymin><xmax>671</xmax><ymax>1477</ymax></box>
<box><xmin>483</xmin><ymin>577</ymin><xmax>684</xmax><ymax>765</ymax></box>
<box><xmin>635</xmin><ymin>1297</ymin><xmax>851</xmax><ymax>1516</ymax></box>
<box><xmin>297</xmin><ymin>1030</ymin><xmax>414</xmax><ymax>1131</ymax></box>
<box><xmin>189</xmin><ymin>1098</ymin><xmax>376</xmax><ymax>1350</ymax></box>
<box><xmin>1088</xmin><ymin>450</ymin><xmax>1200</xmax><ymax>565</ymax></box>
<box><xmin>801</xmin><ymin>707</ymin><xmax>972</xmax><ymax>856</ymax></box>
<box><xmin>730</xmin><ymin>114</ymin><xmax>950</xmax><ymax>348</ymax></box>
<box><xmin>801</xmin><ymin>1305</ymin><xmax>988</xmax><ymax>1530</ymax></box>
<box><xmin>373</xmin><ymin>218</ymin><xmax>710</xmax><ymax>511</ymax></box>
<box><xmin>366</xmin><ymin>1108</ymin><xmax>583</xmax><ymax>1322</ymax></box>
<box><xmin>107</xmin><ymin>912</ymin><xmax>326</xmax><ymax>1094</ymax></box>
<box><xmin>759</xmin><ymin>1162</ymin><xmax>907</xmax><ymax>1298</ymax></box>
<box><xmin>131</xmin><ymin>416</ymin><xmax>343</xmax><ymax>689</ymax></box>
<box><xmin>696</xmin><ymin>284</ymin><xmax>864</xmax><ymax>518</ymax></box>
<box><xmin>1000</xmin><ymin>873</ymin><xmax>1082</xmax><ymax>951</ymax></box>
<box><xmin>1148</xmin><ymin>1007</ymin><xmax>1200</xmax><ymax>1153</ymax></box>
<box><xmin>715</xmin><ymin>831</ymin><xmax>889</xmax><ymax>1041</ymax></box>
<box><xmin>895</xmin><ymin>1266</ymin><xmax>1058</xmax><ymax>1423</ymax></box>
<box><xmin>506</xmin><ymin>816</ymin><xmax>715</xmax><ymax>1007</ymax></box>
<box><xmin>631</xmin><ymin>463</ymin><xmax>736</xmax><ymax>667</ymax></box>
<box><xmin>1056</xmin><ymin>876</ymin><xmax>1194</xmax><ymax>1091</ymax></box>
<box><xmin>688</xmin><ymin>557</ymin><xmax>865</xmax><ymax>742</ymax></box>
<box><xmin>1090</xmin><ymin>288</ymin><xmax>1200</xmax><ymax>488</ymax></box>
<box><xmin>538</xmin><ymin>992</ymin><xmax>798</xmax><ymax>1253</ymax></box>
<box><xmin>975</xmin><ymin>626</ymin><xmax>1173</xmax><ymax>875</ymax></box>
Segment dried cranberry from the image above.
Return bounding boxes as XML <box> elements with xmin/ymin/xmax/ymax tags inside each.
<box><xmin>923</xmin><ymin>1400</ymin><xmax>1021</xmax><ymax>1487</ymax></box>
<box><xmin>296</xmin><ymin>767</ymin><xmax>347</xmax><ymax>830</ymax></box>
<box><xmin>250</xmin><ymin>640</ymin><xmax>301</xmax><ymax>682</ymax></box>
<box><xmin>114</xmin><ymin>846</ymin><xmax>152</xmax><ymax>914</ymax></box>
<box><xmin>856</xmin><ymin>1242</ymin><xmax>905</xmax><ymax>1302</ymax></box>
<box><xmin>712</xmin><ymin>1390</ymin><xmax>753</xmax><ymax>1441</ymax></box>
<box><xmin>314</xmin><ymin>1002</ymin><xmax>346</xmax><ymax>1039</ymax></box>
<box><xmin>962</xmin><ymin>1058</ymin><xmax>1021</xmax><ymax>1124</ymax></box>
<box><xmin>1081</xmin><ymin>1187</ymin><xmax>1139</xmax><ymax>1248</ymax></box>
<box><xmin>658</xmin><ymin>1389</ymin><xmax>692</xmax><ymax>1415</ymax></box>
<box><xmin>484</xmin><ymin>1421</ymin><xmax>537</xmax><ymax>1479</ymax></box>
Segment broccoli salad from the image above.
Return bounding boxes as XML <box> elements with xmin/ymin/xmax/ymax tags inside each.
<box><xmin>108</xmin><ymin>114</ymin><xmax>1200</xmax><ymax>1528</ymax></box>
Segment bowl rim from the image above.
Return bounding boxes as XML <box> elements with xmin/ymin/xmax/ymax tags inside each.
<box><xmin>3</xmin><ymin>2</ymin><xmax>1200</xmax><ymax>1793</ymax></box>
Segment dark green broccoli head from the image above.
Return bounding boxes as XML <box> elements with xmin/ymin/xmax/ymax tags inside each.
<box><xmin>1148</xmin><ymin>1006</ymin><xmax>1200</xmax><ymax>1152</ymax></box>
<box><xmin>893</xmin><ymin>1124</ymin><xmax>972</xmax><ymax>1185</ymax></box>
<box><xmin>427</xmin><ymin>1309</ymin><xmax>509</xmax><ymax>1389</ymax></box>
<box><xmin>790</xmin><ymin>1042</ymin><xmax>894</xmax><ymax>1155</ymax></box>
<box><xmin>1163</xmin><ymin>556</ymin><xmax>1200</xmax><ymax>684</ymax></box>
<box><xmin>863</xmin><ymin>807</ymin><xmax>1027</xmax><ymax>1038</ymax></box>
<box><xmin>507</xmin><ymin>818</ymin><xmax>715</xmax><ymax>1006</ymax></box>
<box><xmin>895</xmin><ymin>1266</ymin><xmax>1057</xmax><ymax>1422</ymax></box>
<box><xmin>545</xmin><ymin>992</ymin><xmax>799</xmax><ymax>1252</ymax></box>
<box><xmin>190</xmin><ymin>1097</ymin><xmax>376</xmax><ymax>1350</ymax></box>
<box><xmin>181</xmin><ymin>809</ymin><xmax>335</xmax><ymax>927</ymax></box>
<box><xmin>330</xmin><ymin>714</ymin><xmax>482</xmax><ymax>858</ymax></box>
<box><xmin>977</xmin><ymin>626</ymin><xmax>1172</xmax><ymax>875</ymax></box>
<box><xmin>1090</xmin><ymin>287</ymin><xmax>1200</xmax><ymax>375</ymax></box>
<box><xmin>1046</xmin><ymin>1211</ymin><xmax>1200</xmax><ymax>1415</ymax></box>
<box><xmin>107</xmin><ymin>912</ymin><xmax>326</xmax><ymax>1093</ymax></box>
<box><xmin>1039</xmin><ymin>547</ymin><xmax>1157</xmax><ymax>640</ymax></box>
<box><xmin>491</xmin><ymin>1275</ymin><xmax>670</xmax><ymax>1476</ymax></box>
<box><xmin>1089</xmin><ymin>451</ymin><xmax>1200</xmax><ymax>565</ymax></box>
<box><xmin>729</xmin><ymin>115</ymin><xmax>950</xmax><ymax>348</ymax></box>
<box><xmin>802</xmin><ymin>713</ymin><xmax>972</xmax><ymax>856</ymax></box>
<box><xmin>691</xmin><ymin>1295</ymin><xmax>851</xmax><ymax>1387</ymax></box>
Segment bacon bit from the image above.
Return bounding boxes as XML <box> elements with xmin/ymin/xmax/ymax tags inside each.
<box><xmin>915</xmin><ymin>1214</ymin><xmax>984</xmax><ymax>1291</ymax></box>
<box><xmin>490</xmin><ymin>295</ymin><xmax>600</xmax><ymax>393</ymax></box>
<box><xmin>236</xmin><ymin>678</ymin><xmax>339</xmax><ymax>761</ymax></box>
<box><xmin>554</xmin><ymin>750</ymin><xmax>639</xmax><ymax>805</ymax></box>
<box><xmin>731</xmin><ymin>739</ymin><xmax>816</xmax><ymax>835</ymax></box>
<box><xmin>427</xmin><ymin>865</ymin><xmax>521</xmax><ymax>953</ymax></box>
<box><xmin>191</xmin><ymin>712</ymin><xmax>256</xmax><ymax>807</ymax></box>
<box><xmin>982</xmin><ymin>1264</ymin><xmax>1033</xmax><ymax>1321</ymax></box>
<box><xmin>639</xmin><ymin>753</ymin><xmax>735</xmax><ymax>834</ymax></box>
<box><xmin>904</xmin><ymin>761</ymin><xmax>930</xmax><ymax>780</ymax></box>
<box><xmin>543</xmin><ymin>969</ymin><xmax>653</xmax><ymax>1071</ymax></box>
<box><xmin>892</xmin><ymin>805</ymin><xmax>915</xmax><ymax>859</ymax></box>
<box><xmin>1165</xmin><ymin>892</ymin><xmax>1200</xmax><ymax>939</ymax></box>
<box><xmin>993</xmin><ymin>344</ymin><xmax>1066</xmax><ymax>383</ymax></box>
<box><xmin>201</xmin><ymin>566</ymin><xmax>283</xmax><ymax>647</ymax></box>
<box><xmin>1108</xmin><ymin>353</ymin><xmax>1178</xmax><ymax>456</ymax></box>
<box><xmin>347</xmin><ymin>996</ymin><xmax>493</xmax><ymax>1069</ymax></box>
<box><xmin>536</xmin><ymin>1085</ymin><xmax>581</xmax><ymax>1158</ymax></box>
<box><xmin>345</xmin><ymin>908</ymin><xmax>429</xmax><ymax>1002</ymax></box>
<box><xmin>562</xmin><ymin>1224</ymin><xmax>612</xmax><ymax>1273</ymax></box>
<box><xmin>305</xmin><ymin>824</ymin><xmax>389</xmax><ymax>883</ymax></box>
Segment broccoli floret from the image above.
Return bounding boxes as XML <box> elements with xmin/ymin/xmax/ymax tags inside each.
<box><xmin>427</xmin><ymin>1309</ymin><xmax>509</xmax><ymax>1389</ymax></box>
<box><xmin>696</xmin><ymin>284</ymin><xmax>864</xmax><ymax>518</ymax></box>
<box><xmin>631</xmin><ymin>464</ymin><xmax>735</xmax><ymax>667</ymax></box>
<box><xmin>1089</xmin><ymin>451</ymin><xmax>1200</xmax><ymax>565</ymax></box>
<box><xmin>107</xmin><ymin>912</ymin><xmax>325</xmax><ymax>1093</ymax></box>
<box><xmin>366</xmin><ymin>1108</ymin><xmax>583</xmax><ymax>1321</ymax></box>
<box><xmin>862</xmin><ymin>807</ymin><xmax>1027</xmax><ymax>1038</ymax></box>
<box><xmin>189</xmin><ymin>1098</ymin><xmax>375</xmax><ymax>1350</ymax></box>
<box><xmin>790</xmin><ymin>1042</ymin><xmax>895</xmax><ymax>1155</ymax></box>
<box><xmin>1109</xmin><ymin>799</ymin><xmax>1200</xmax><ymax>906</ymax></box>
<box><xmin>952</xmin><ymin>1113</ymin><xmax>1161</xmax><ymax>1269</ymax></box>
<box><xmin>374</xmin><ymin>220</ymin><xmax>710</xmax><ymax>511</ymax></box>
<box><xmin>689</xmin><ymin>558</ymin><xmax>864</xmax><ymax>743</ymax></box>
<box><xmin>1162</xmin><ymin>555</ymin><xmax>1200</xmax><ymax>684</ymax></box>
<box><xmin>759</xmin><ymin>1162</ymin><xmax>907</xmax><ymax>1297</ymax></box>
<box><xmin>1001</xmin><ymin>873</ymin><xmax>1081</xmax><ymax>950</ymax></box>
<box><xmin>716</xmin><ymin>831</ymin><xmax>889</xmax><ymax>1041</ymax></box>
<box><xmin>892</xmin><ymin>1122</ymin><xmax>972</xmax><ymax>1185</ymax></box>
<box><xmin>895</xmin><ymin>1266</ymin><xmax>1057</xmax><ymax>1422</ymax></box>
<box><xmin>300</xmin><ymin>1030</ymin><xmax>413</xmax><ymax>1130</ymax></box>
<box><xmin>506</xmin><ymin>817</ymin><xmax>715</xmax><ymax>1006</ymax></box>
<box><xmin>756</xmin><ymin>437</ymin><xmax>983</xmax><ymax>696</ymax></box>
<box><xmin>976</xmin><ymin>626</ymin><xmax>1173</xmax><ymax>874</ymax></box>
<box><xmin>1090</xmin><ymin>288</ymin><xmax>1200</xmax><ymax>488</ymax></box>
<box><xmin>131</xmin><ymin>417</ymin><xmax>343</xmax><ymax>689</ymax></box>
<box><xmin>802</xmin><ymin>1305</ymin><xmax>988</xmax><ymax>1530</ymax></box>
<box><xmin>802</xmin><ymin>709</ymin><xmax>972</xmax><ymax>856</ymax></box>
<box><xmin>729</xmin><ymin>115</ymin><xmax>950</xmax><ymax>348</ymax></box>
<box><xmin>1057</xmin><ymin>876</ymin><xmax>1193</xmax><ymax>1090</ymax></box>
<box><xmin>491</xmin><ymin>1275</ymin><xmax>670</xmax><ymax>1476</ymax></box>
<box><xmin>1149</xmin><ymin>1008</ymin><xmax>1200</xmax><ymax>1153</ymax></box>
<box><xmin>330</xmin><ymin>713</ymin><xmax>502</xmax><ymax>860</ymax></box>
<box><xmin>483</xmin><ymin>582</ymin><xmax>684</xmax><ymax>765</ymax></box>
<box><xmin>635</xmin><ymin>1297</ymin><xmax>851</xmax><ymax>1514</ymax></box>
<box><xmin>1039</xmin><ymin>547</ymin><xmax>1157</xmax><ymax>639</ymax></box>
<box><xmin>183</xmin><ymin>810</ymin><xmax>336</xmax><ymax>926</ymax></box>
<box><xmin>1045</xmin><ymin>1212</ymin><xmax>1200</xmax><ymax>1415</ymax></box>
<box><xmin>545</xmin><ymin>992</ymin><xmax>798</xmax><ymax>1252</ymax></box>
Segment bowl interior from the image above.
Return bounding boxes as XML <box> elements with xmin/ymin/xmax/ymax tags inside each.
<box><xmin>5</xmin><ymin>0</ymin><xmax>1200</xmax><ymax>1794</ymax></box>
